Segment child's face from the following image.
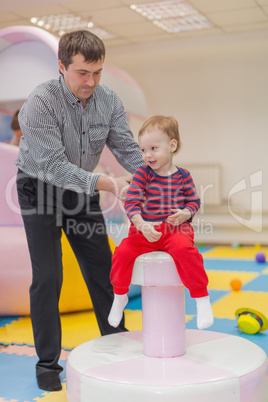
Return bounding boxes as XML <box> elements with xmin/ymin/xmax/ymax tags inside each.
<box><xmin>139</xmin><ymin>129</ymin><xmax>177</xmax><ymax>175</ymax></box>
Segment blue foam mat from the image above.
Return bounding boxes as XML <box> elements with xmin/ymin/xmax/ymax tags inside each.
<box><xmin>0</xmin><ymin>351</ymin><xmax>66</xmax><ymax>401</ymax></box>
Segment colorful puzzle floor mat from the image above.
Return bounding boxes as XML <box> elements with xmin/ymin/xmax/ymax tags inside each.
<box><xmin>0</xmin><ymin>245</ymin><xmax>268</xmax><ymax>401</ymax></box>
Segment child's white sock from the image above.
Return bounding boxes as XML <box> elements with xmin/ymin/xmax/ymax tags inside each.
<box><xmin>195</xmin><ymin>295</ymin><xmax>214</xmax><ymax>330</ymax></box>
<box><xmin>108</xmin><ymin>294</ymin><xmax>128</xmax><ymax>328</ymax></box>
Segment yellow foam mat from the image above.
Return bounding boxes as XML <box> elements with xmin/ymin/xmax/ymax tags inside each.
<box><xmin>203</xmin><ymin>246</ymin><xmax>268</xmax><ymax>259</ymax></box>
<box><xmin>125</xmin><ymin>310</ymin><xmax>142</xmax><ymax>331</ymax></box>
<box><xmin>207</xmin><ymin>270</ymin><xmax>259</xmax><ymax>290</ymax></box>
<box><xmin>0</xmin><ymin>310</ymin><xmax>144</xmax><ymax>349</ymax></box>
<box><xmin>212</xmin><ymin>291</ymin><xmax>268</xmax><ymax>319</ymax></box>
<box><xmin>185</xmin><ymin>315</ymin><xmax>194</xmax><ymax>323</ymax></box>
<box><xmin>0</xmin><ymin>312</ymin><xmax>101</xmax><ymax>348</ymax></box>
<box><xmin>61</xmin><ymin>311</ymin><xmax>100</xmax><ymax>348</ymax></box>
<box><xmin>0</xmin><ymin>316</ymin><xmax>34</xmax><ymax>345</ymax></box>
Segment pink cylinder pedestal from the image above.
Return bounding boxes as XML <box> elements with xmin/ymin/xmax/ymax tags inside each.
<box><xmin>131</xmin><ymin>252</ymin><xmax>185</xmax><ymax>358</ymax></box>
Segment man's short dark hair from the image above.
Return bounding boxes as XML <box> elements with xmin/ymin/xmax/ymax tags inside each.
<box><xmin>58</xmin><ymin>30</ymin><xmax>105</xmax><ymax>70</ymax></box>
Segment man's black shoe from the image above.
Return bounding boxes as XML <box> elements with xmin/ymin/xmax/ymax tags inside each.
<box><xmin>37</xmin><ymin>371</ymin><xmax>62</xmax><ymax>392</ymax></box>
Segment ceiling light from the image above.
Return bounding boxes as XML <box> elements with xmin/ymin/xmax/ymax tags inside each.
<box><xmin>30</xmin><ymin>13</ymin><xmax>116</xmax><ymax>40</ymax></box>
<box><xmin>130</xmin><ymin>0</ymin><xmax>212</xmax><ymax>33</ymax></box>
<box><xmin>154</xmin><ymin>14</ymin><xmax>212</xmax><ymax>33</ymax></box>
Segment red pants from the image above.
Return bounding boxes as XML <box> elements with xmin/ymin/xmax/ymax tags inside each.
<box><xmin>110</xmin><ymin>221</ymin><xmax>209</xmax><ymax>298</ymax></box>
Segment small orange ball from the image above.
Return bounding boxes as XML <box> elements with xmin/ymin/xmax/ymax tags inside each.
<box><xmin>230</xmin><ymin>279</ymin><xmax>242</xmax><ymax>291</ymax></box>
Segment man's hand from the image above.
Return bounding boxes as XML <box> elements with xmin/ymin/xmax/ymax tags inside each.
<box><xmin>96</xmin><ymin>174</ymin><xmax>133</xmax><ymax>202</ymax></box>
<box><xmin>113</xmin><ymin>175</ymin><xmax>133</xmax><ymax>202</ymax></box>
<box><xmin>166</xmin><ymin>208</ymin><xmax>191</xmax><ymax>226</ymax></box>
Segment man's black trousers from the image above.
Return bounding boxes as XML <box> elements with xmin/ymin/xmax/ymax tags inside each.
<box><xmin>16</xmin><ymin>170</ymin><xmax>126</xmax><ymax>376</ymax></box>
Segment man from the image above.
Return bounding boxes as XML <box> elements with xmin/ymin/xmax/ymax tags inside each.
<box><xmin>16</xmin><ymin>30</ymin><xmax>143</xmax><ymax>392</ymax></box>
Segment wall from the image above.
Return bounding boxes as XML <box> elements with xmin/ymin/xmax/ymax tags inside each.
<box><xmin>106</xmin><ymin>29</ymin><xmax>268</xmax><ymax>213</ymax></box>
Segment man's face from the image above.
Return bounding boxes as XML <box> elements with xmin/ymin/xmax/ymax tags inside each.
<box><xmin>59</xmin><ymin>53</ymin><xmax>103</xmax><ymax>105</ymax></box>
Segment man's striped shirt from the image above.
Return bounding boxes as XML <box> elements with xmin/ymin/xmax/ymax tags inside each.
<box><xmin>124</xmin><ymin>165</ymin><xmax>200</xmax><ymax>222</ymax></box>
<box><xmin>16</xmin><ymin>76</ymin><xmax>143</xmax><ymax>195</ymax></box>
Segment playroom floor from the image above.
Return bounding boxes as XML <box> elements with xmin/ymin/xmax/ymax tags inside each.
<box><xmin>0</xmin><ymin>245</ymin><xmax>268</xmax><ymax>401</ymax></box>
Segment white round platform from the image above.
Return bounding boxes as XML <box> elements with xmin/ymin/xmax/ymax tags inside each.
<box><xmin>66</xmin><ymin>329</ymin><xmax>267</xmax><ymax>402</ymax></box>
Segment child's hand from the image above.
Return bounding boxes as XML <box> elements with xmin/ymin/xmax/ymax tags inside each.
<box><xmin>167</xmin><ymin>208</ymin><xmax>191</xmax><ymax>226</ymax></box>
<box><xmin>140</xmin><ymin>221</ymin><xmax>162</xmax><ymax>242</ymax></box>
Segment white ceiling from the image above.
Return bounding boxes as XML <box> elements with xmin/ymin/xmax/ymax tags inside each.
<box><xmin>1</xmin><ymin>0</ymin><xmax>268</xmax><ymax>48</ymax></box>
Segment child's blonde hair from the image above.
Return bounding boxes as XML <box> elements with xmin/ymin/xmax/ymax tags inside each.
<box><xmin>138</xmin><ymin>115</ymin><xmax>181</xmax><ymax>153</ymax></box>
